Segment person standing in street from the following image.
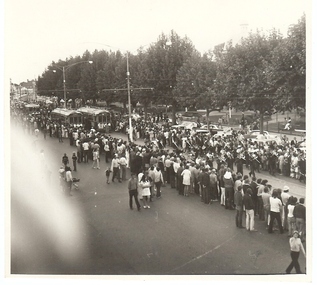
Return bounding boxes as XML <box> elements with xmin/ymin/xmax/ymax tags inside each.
<box><xmin>218</xmin><ymin>164</ymin><xmax>226</xmax><ymax>206</ymax></box>
<box><xmin>62</xmin><ymin>153</ymin><xmax>69</xmax><ymax>167</ymax></box>
<box><xmin>105</xmin><ymin>167</ymin><xmax>111</xmax><ymax>184</ymax></box>
<box><xmin>281</xmin><ymin>186</ymin><xmax>291</xmax><ymax>231</ymax></box>
<box><xmin>127</xmin><ymin>173</ymin><xmax>141</xmax><ymax>211</ymax></box>
<box><xmin>234</xmin><ymin>185</ymin><xmax>244</xmax><ymax>228</ymax></box>
<box><xmin>243</xmin><ymin>188</ymin><xmax>257</xmax><ymax>232</ymax></box>
<box><xmin>285</xmin><ymin>230</ymin><xmax>306</xmax><ymax>274</ymax></box>
<box><xmin>104</xmin><ymin>141</ymin><xmax>111</xmax><ymax>163</ymax></box>
<box><xmin>72</xmin><ymin>151</ymin><xmax>77</xmax><ymax>171</ymax></box>
<box><xmin>294</xmin><ymin>198</ymin><xmax>306</xmax><ymax>241</ymax></box>
<box><xmin>154</xmin><ymin>167</ymin><xmax>164</xmax><ymax>198</ymax></box>
<box><xmin>76</xmin><ymin>139</ymin><xmax>82</xmax><ymax>163</ymax></box>
<box><xmin>176</xmin><ymin>162</ymin><xmax>184</xmax><ymax>196</ymax></box>
<box><xmin>181</xmin><ymin>165</ymin><xmax>191</xmax><ymax>197</ymax></box>
<box><xmin>111</xmin><ymin>154</ymin><xmax>121</xmax><ymax>182</ymax></box>
<box><xmin>268</xmin><ymin>189</ymin><xmax>284</xmax><ymax>234</ymax></box>
<box><xmin>261</xmin><ymin>186</ymin><xmax>271</xmax><ymax>229</ymax></box>
<box><xmin>119</xmin><ymin>154</ymin><xmax>128</xmax><ymax>181</ymax></box>
<box><xmin>65</xmin><ymin>166</ymin><xmax>73</xmax><ymax>196</ymax></box>
<box><xmin>82</xmin><ymin>140</ymin><xmax>90</xmax><ymax>163</ymax></box>
<box><xmin>209</xmin><ymin>168</ymin><xmax>218</xmax><ymax>201</ymax></box>
<box><xmin>92</xmin><ymin>148</ymin><xmax>100</xmax><ymax>169</ymax></box>
<box><xmin>139</xmin><ymin>172</ymin><xmax>152</xmax><ymax>209</ymax></box>
<box><xmin>287</xmin><ymin>196</ymin><xmax>297</xmax><ymax>237</ymax></box>
<box><xmin>200</xmin><ymin>168</ymin><xmax>211</xmax><ymax>203</ymax></box>
<box><xmin>223</xmin><ymin>168</ymin><xmax>234</xmax><ymax>210</ymax></box>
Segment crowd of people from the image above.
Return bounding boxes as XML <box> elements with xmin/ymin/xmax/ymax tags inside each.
<box><xmin>11</xmin><ymin>102</ymin><xmax>307</xmax><ymax>274</ymax></box>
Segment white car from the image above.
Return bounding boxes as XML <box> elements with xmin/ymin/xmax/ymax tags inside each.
<box><xmin>246</xmin><ymin>130</ymin><xmax>280</xmax><ymax>142</ymax></box>
<box><xmin>200</xmin><ymin>124</ymin><xmax>222</xmax><ymax>131</ymax></box>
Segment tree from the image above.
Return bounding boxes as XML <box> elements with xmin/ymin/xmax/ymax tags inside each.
<box><xmin>174</xmin><ymin>52</ymin><xmax>217</xmax><ymax>125</ymax></box>
<box><xmin>265</xmin><ymin>14</ymin><xmax>306</xmax><ymax>112</ymax></box>
<box><xmin>145</xmin><ymin>30</ymin><xmax>196</xmax><ymax>123</ymax></box>
<box><xmin>214</xmin><ymin>30</ymin><xmax>284</xmax><ymax>132</ymax></box>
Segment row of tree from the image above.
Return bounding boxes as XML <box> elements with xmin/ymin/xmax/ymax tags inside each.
<box><xmin>37</xmin><ymin>15</ymin><xmax>305</xmax><ymax>130</ymax></box>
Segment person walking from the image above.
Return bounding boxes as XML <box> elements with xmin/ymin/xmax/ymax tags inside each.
<box><xmin>127</xmin><ymin>173</ymin><xmax>141</xmax><ymax>211</ymax></box>
<box><xmin>268</xmin><ymin>189</ymin><xmax>284</xmax><ymax>234</ymax></box>
<box><xmin>285</xmin><ymin>231</ymin><xmax>306</xmax><ymax>274</ymax></box>
<box><xmin>243</xmin><ymin>188</ymin><xmax>257</xmax><ymax>232</ymax></box>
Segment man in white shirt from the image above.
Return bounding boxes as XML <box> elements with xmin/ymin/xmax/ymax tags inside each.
<box><xmin>164</xmin><ymin>155</ymin><xmax>172</xmax><ymax>184</ymax></box>
<box><xmin>281</xmin><ymin>186</ymin><xmax>291</xmax><ymax>230</ymax></box>
<box><xmin>65</xmin><ymin>166</ymin><xmax>73</xmax><ymax>196</ymax></box>
<box><xmin>268</xmin><ymin>189</ymin><xmax>284</xmax><ymax>234</ymax></box>
<box><xmin>119</xmin><ymin>155</ymin><xmax>128</xmax><ymax>181</ymax></box>
<box><xmin>82</xmin><ymin>141</ymin><xmax>90</xmax><ymax>163</ymax></box>
<box><xmin>111</xmin><ymin>154</ymin><xmax>121</xmax><ymax>182</ymax></box>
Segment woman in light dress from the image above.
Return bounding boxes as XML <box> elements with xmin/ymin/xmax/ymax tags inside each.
<box><xmin>139</xmin><ymin>172</ymin><xmax>152</xmax><ymax>208</ymax></box>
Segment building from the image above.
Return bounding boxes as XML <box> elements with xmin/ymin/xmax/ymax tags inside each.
<box><xmin>10</xmin><ymin>79</ymin><xmax>37</xmax><ymax>102</ymax></box>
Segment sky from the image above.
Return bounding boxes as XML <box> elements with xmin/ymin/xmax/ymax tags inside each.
<box><xmin>4</xmin><ymin>0</ymin><xmax>309</xmax><ymax>84</ymax></box>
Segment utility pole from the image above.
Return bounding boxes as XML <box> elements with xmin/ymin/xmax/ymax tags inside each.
<box><xmin>103</xmin><ymin>52</ymin><xmax>153</xmax><ymax>142</ymax></box>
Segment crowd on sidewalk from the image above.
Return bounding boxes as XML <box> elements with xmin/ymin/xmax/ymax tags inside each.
<box><xmin>11</xmin><ymin>102</ymin><xmax>307</xmax><ymax>274</ymax></box>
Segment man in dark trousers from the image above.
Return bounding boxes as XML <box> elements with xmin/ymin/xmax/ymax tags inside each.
<box><xmin>177</xmin><ymin>162</ymin><xmax>184</xmax><ymax>195</ymax></box>
<box><xmin>234</xmin><ymin>185</ymin><xmax>244</xmax><ymax>228</ymax></box>
<box><xmin>250</xmin><ymin>176</ymin><xmax>258</xmax><ymax>215</ymax></box>
<box><xmin>127</xmin><ymin>173</ymin><xmax>141</xmax><ymax>211</ymax></box>
<box><xmin>243</xmin><ymin>188</ymin><xmax>257</xmax><ymax>231</ymax></box>
<box><xmin>200</xmin><ymin>168</ymin><xmax>211</xmax><ymax>204</ymax></box>
<box><xmin>294</xmin><ymin>198</ymin><xmax>306</xmax><ymax>241</ymax></box>
<box><xmin>72</xmin><ymin>152</ymin><xmax>77</xmax><ymax>171</ymax></box>
<box><xmin>62</xmin><ymin>153</ymin><xmax>69</xmax><ymax>167</ymax></box>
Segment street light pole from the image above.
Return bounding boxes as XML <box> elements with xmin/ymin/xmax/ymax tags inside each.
<box><xmin>53</xmin><ymin>60</ymin><xmax>93</xmax><ymax>109</ymax></box>
<box><xmin>126</xmin><ymin>52</ymin><xmax>133</xmax><ymax>142</ymax></box>
<box><xmin>63</xmin><ymin>66</ymin><xmax>66</xmax><ymax>108</ymax></box>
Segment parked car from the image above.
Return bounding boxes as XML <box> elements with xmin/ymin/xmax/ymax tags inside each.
<box><xmin>212</xmin><ymin>127</ymin><xmax>234</xmax><ymax>138</ymax></box>
<box><xmin>200</xmin><ymin>124</ymin><xmax>222</xmax><ymax>131</ymax></box>
<box><xmin>199</xmin><ymin>124</ymin><xmax>223</xmax><ymax>135</ymax></box>
<box><xmin>244</xmin><ymin>130</ymin><xmax>279</xmax><ymax>141</ymax></box>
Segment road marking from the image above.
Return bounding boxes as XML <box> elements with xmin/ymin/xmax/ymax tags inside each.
<box><xmin>170</xmin><ymin>233</ymin><xmax>238</xmax><ymax>273</ymax></box>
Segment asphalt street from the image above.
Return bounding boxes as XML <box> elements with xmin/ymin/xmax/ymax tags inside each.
<box><xmin>9</xmin><ymin>126</ymin><xmax>308</xmax><ymax>277</ymax></box>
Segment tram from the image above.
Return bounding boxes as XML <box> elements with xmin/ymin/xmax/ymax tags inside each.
<box><xmin>50</xmin><ymin>108</ymin><xmax>83</xmax><ymax>125</ymax></box>
<box><xmin>77</xmin><ymin>107</ymin><xmax>111</xmax><ymax>128</ymax></box>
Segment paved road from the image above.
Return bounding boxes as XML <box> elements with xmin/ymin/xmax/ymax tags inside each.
<box><xmin>9</xmin><ymin>126</ymin><xmax>308</xmax><ymax>277</ymax></box>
